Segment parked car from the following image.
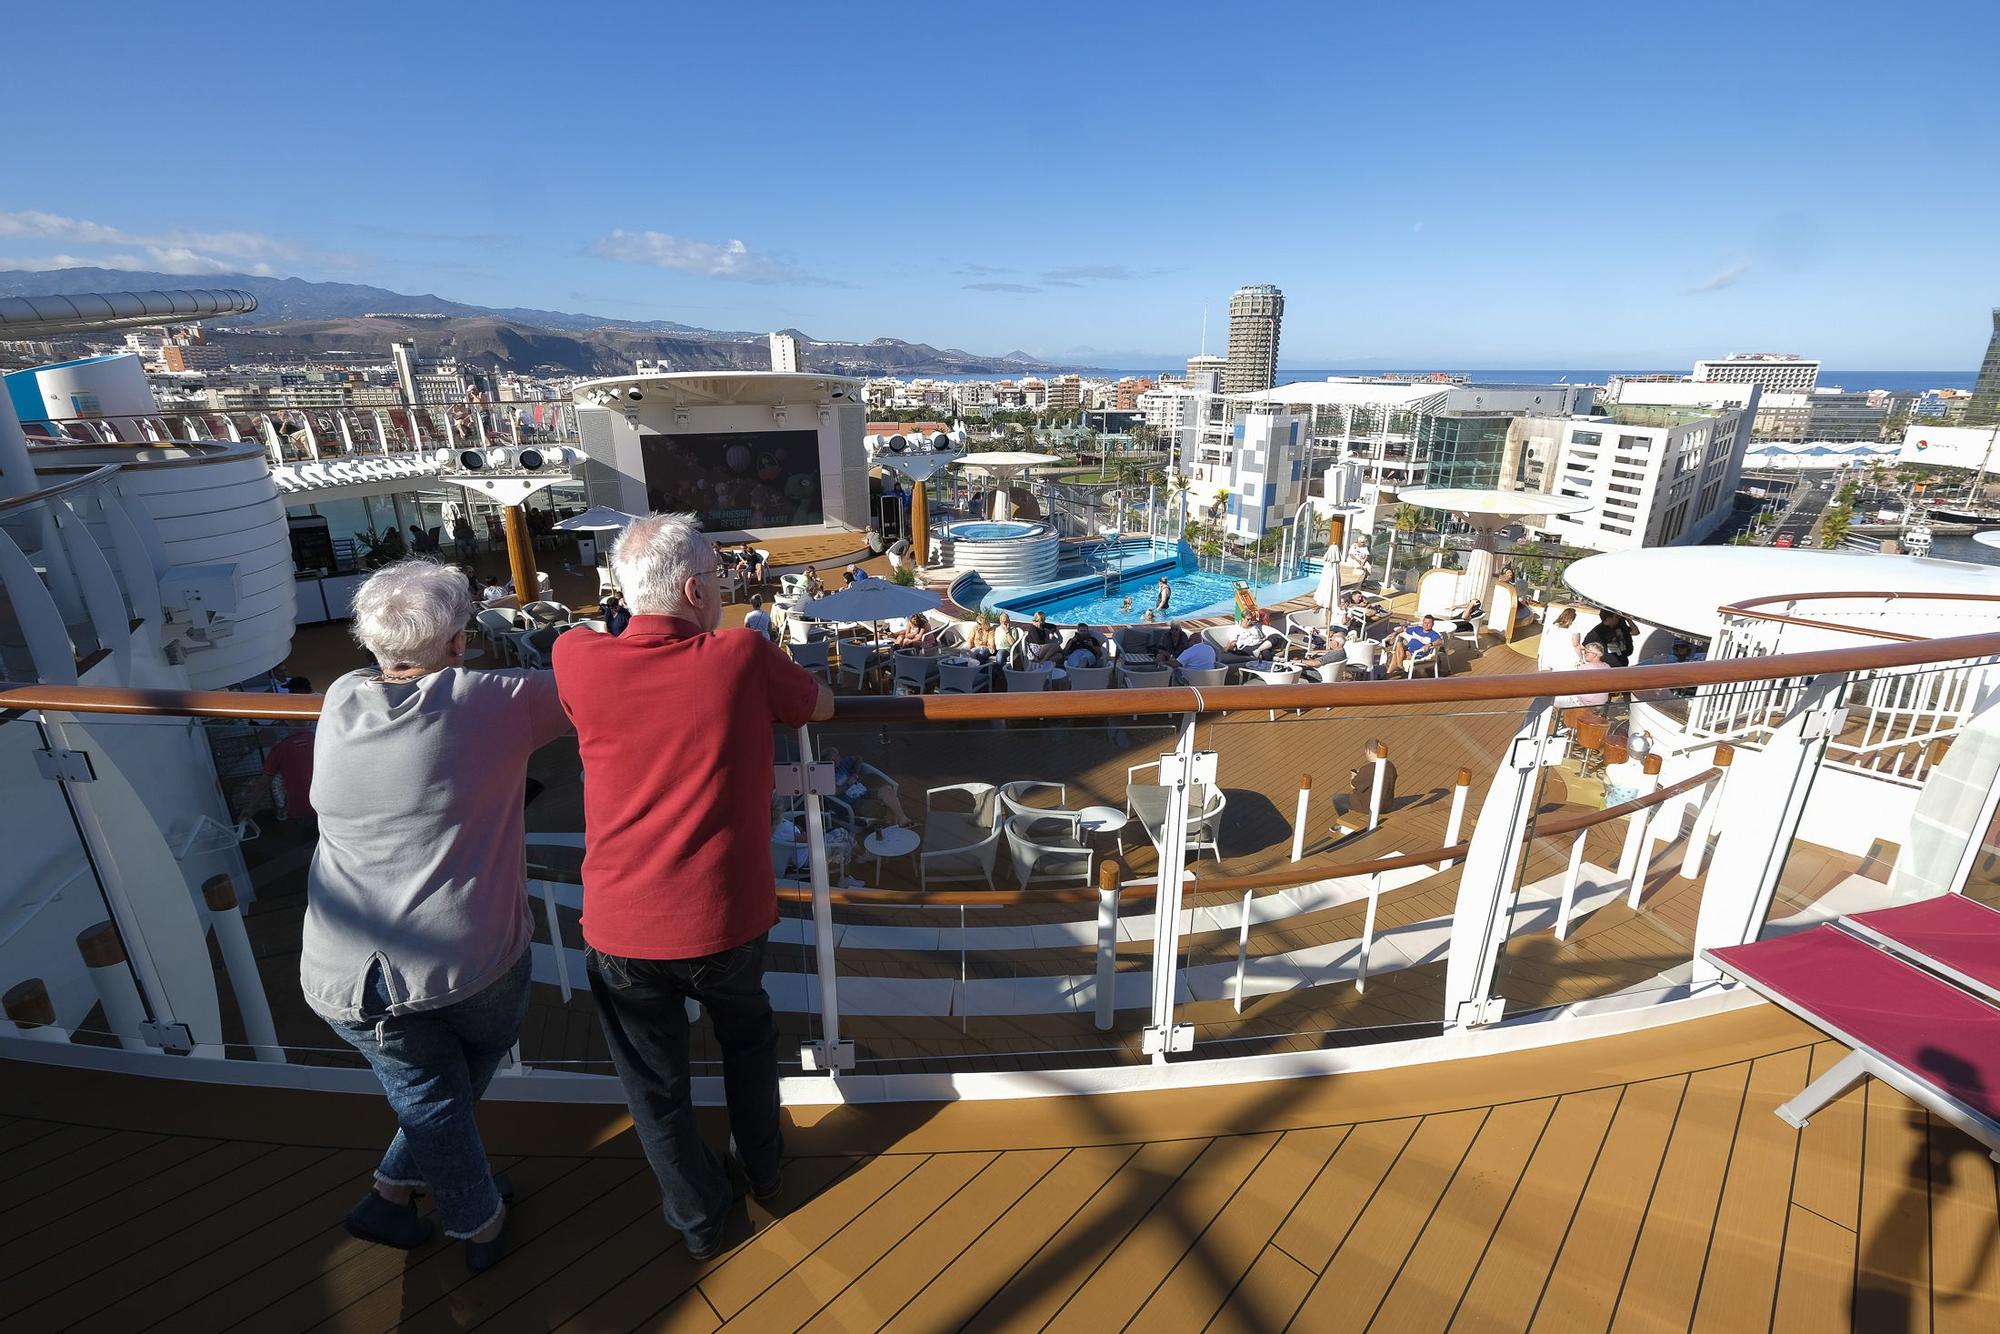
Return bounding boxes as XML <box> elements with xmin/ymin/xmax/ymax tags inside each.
<box><xmin>1774</xmin><ymin>533</ymin><xmax>1795</xmax><ymax>548</ymax></box>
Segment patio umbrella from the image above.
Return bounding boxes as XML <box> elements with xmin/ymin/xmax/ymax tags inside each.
<box><xmin>1314</xmin><ymin>544</ymin><xmax>1342</xmax><ymax>612</ymax></box>
<box><xmin>800</xmin><ymin>576</ymin><xmax>942</xmax><ymax>629</ymax></box>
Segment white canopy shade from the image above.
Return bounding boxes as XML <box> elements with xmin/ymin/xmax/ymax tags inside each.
<box><xmin>1974</xmin><ymin>530</ymin><xmax>2000</xmax><ymax>550</ymax></box>
<box><xmin>1566</xmin><ymin>546</ymin><xmax>2000</xmax><ymax>638</ymax></box>
<box><xmin>553</xmin><ymin>505</ymin><xmax>639</xmax><ymax>532</ymax></box>
<box><xmin>1314</xmin><ymin>545</ymin><xmax>1342</xmax><ymax>610</ymax></box>
<box><xmin>800</xmin><ymin>577</ymin><xmax>943</xmax><ymax>623</ymax></box>
<box><xmin>955</xmin><ymin>452</ymin><xmax>1061</xmax><ymax>472</ymax></box>
<box><xmin>1395</xmin><ymin>487</ymin><xmax>1594</xmax><ymax>524</ymax></box>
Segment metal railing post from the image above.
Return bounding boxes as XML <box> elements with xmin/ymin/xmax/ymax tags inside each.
<box><xmin>1439</xmin><ymin>767</ymin><xmax>1471</xmax><ymax>870</ymax></box>
<box><xmin>1678</xmin><ymin>744</ymin><xmax>1733</xmax><ymax>879</ymax></box>
<box><xmin>1232</xmin><ymin>888</ymin><xmax>1253</xmax><ymax>1013</ymax></box>
<box><xmin>1291</xmin><ymin>773</ymin><xmax>1311</xmax><ymax>862</ymax></box>
<box><xmin>794</xmin><ymin>724</ymin><xmax>853</xmax><ymax>1073</ymax></box>
<box><xmin>1144</xmin><ymin>709</ymin><xmax>1200</xmax><ymax>1061</ymax></box>
<box><xmin>1556</xmin><ymin>833</ymin><xmax>1588</xmax><ymax>941</ymax></box>
<box><xmin>1623</xmin><ymin>754</ymin><xmax>1664</xmax><ymax>909</ymax></box>
<box><xmin>1094</xmin><ymin>860</ymin><xmax>1120</xmax><ymax>1031</ymax></box>
<box><xmin>1356</xmin><ymin>872</ymin><xmax>1382</xmax><ymax>993</ymax></box>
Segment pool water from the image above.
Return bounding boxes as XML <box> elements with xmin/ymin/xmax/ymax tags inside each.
<box><xmin>1007</xmin><ymin>568</ymin><xmax>1244</xmax><ymax>625</ymax></box>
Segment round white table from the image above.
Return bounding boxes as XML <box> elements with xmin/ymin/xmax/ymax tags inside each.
<box><xmin>1074</xmin><ymin>804</ymin><xmax>1128</xmax><ymax>854</ymax></box>
<box><xmin>864</xmin><ymin>825</ymin><xmax>921</xmax><ymax>878</ymax></box>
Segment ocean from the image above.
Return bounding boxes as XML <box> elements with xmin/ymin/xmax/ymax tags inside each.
<box><xmin>1096</xmin><ymin>368</ymin><xmax>1978</xmax><ymax>394</ymax></box>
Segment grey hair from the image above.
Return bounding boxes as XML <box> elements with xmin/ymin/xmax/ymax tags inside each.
<box><xmin>612</xmin><ymin>512</ymin><xmax>712</xmax><ymax>617</ymax></box>
<box><xmin>351</xmin><ymin>559</ymin><xmax>471</xmax><ymax>669</ymax></box>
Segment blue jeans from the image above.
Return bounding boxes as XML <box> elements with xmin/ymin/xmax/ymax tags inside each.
<box><xmin>587</xmin><ymin>935</ymin><xmax>782</xmax><ymax>1251</ymax></box>
<box><xmin>326</xmin><ymin>950</ymin><xmax>530</xmax><ymax>1238</ymax></box>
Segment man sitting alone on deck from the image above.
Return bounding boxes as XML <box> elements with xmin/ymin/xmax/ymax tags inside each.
<box><xmin>1384</xmin><ymin>614</ymin><xmax>1444</xmax><ymax>675</ymax></box>
<box><xmin>1333</xmin><ymin>738</ymin><xmax>1398</xmax><ymax>835</ymax></box>
<box><xmin>1226</xmin><ymin>610</ymin><xmax>1286</xmax><ymax>663</ymax></box>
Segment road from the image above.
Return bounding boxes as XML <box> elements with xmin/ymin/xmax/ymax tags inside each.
<box><xmin>1772</xmin><ymin>481</ymin><xmax>1829</xmax><ymax>546</ymax></box>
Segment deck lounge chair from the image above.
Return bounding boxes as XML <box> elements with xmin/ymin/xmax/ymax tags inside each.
<box><xmin>1704</xmin><ymin>897</ymin><xmax>2000</xmax><ymax>1160</ymax></box>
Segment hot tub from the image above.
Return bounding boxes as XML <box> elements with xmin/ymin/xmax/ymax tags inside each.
<box><xmin>943</xmin><ymin>519</ymin><xmax>1058</xmax><ymax>585</ymax></box>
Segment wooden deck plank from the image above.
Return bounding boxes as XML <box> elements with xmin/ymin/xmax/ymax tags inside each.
<box><xmin>0</xmin><ymin>1144</ymin><xmax>339</xmax><ymax>1330</ymax></box>
<box><xmin>724</xmin><ymin>1150</ymin><xmax>998</xmax><ymax>1329</ymax></box>
<box><xmin>802</xmin><ymin>1148</ymin><xmax>1064</xmax><ymax>1333</ymax></box>
<box><xmin>1927</xmin><ymin>1120</ymin><xmax>2000</xmax><ymax>1334</ymax></box>
<box><xmin>1045</xmin><ymin>1131</ymin><xmax>1281</xmax><ymax>1331</ymax></box>
<box><xmin>1289</xmin><ymin>1108</ymin><xmax>1489</xmax><ymax>1332</ymax></box>
<box><xmin>1529</xmin><ymin>1075</ymin><xmax>1687</xmax><ymax>1332</ymax></box>
<box><xmin>1791</xmin><ymin>1040</ymin><xmax>1867</xmax><ymax>1231</ymax></box>
<box><xmin>1770</xmin><ymin>1202</ymin><xmax>1859</xmax><ymax>1333</ymax></box>
<box><xmin>226</xmin><ymin>1153</ymin><xmax>562</xmax><ymax>1334</ymax></box>
<box><xmin>697</xmin><ymin>1152</ymin><xmax>927</xmax><ymax>1319</ymax></box>
<box><xmin>1687</xmin><ymin>1046</ymin><xmax>1811</xmax><ymax>1332</ymax></box>
<box><xmin>1449</xmin><ymin>1086</ymin><xmax>1622</xmax><ymax>1333</ymax></box>
<box><xmin>1368</xmin><ymin>1098</ymin><xmax>1556</xmax><ymax>1331</ymax></box>
<box><xmin>1130</xmin><ymin>1125</ymin><xmax>1350</xmax><ymax>1332</ymax></box>
<box><xmin>881</xmin><ymin>1145</ymin><xmax>1136</xmax><ymax>1333</ymax></box>
<box><xmin>1611</xmin><ymin>1060</ymin><xmax>1752</xmax><ymax>1331</ymax></box>
<box><xmin>316</xmin><ymin>1155</ymin><xmax>631</xmax><ymax>1334</ymax></box>
<box><xmin>1204</xmin><ymin>1245</ymin><xmax>1319</xmax><ymax>1334</ymax></box>
<box><xmin>0</xmin><ymin>1130</ymin><xmax>222</xmax><ymax>1248</ymax></box>
<box><xmin>392</xmin><ymin>1161</ymin><xmax>654</xmax><ymax>1334</ymax></box>
<box><xmin>549</xmin><ymin>1155</ymin><xmax>859</xmax><ymax>1334</ymax></box>
<box><xmin>1268</xmin><ymin>1118</ymin><xmax>1418</xmax><ymax>1271</ymax></box>
<box><xmin>960</xmin><ymin>1138</ymin><xmax>1210</xmax><ymax>1333</ymax></box>
<box><xmin>1853</xmin><ymin>1081</ymin><xmax>1934</xmax><ymax>1334</ymax></box>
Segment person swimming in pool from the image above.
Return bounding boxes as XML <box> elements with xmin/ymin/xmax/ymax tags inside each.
<box><xmin>1155</xmin><ymin>576</ymin><xmax>1171</xmax><ymax>614</ymax></box>
<box><xmin>1119</xmin><ymin>596</ymin><xmax>1133</xmax><ymax>613</ymax></box>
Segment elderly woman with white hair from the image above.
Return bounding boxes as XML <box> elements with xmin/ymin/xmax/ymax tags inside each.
<box><xmin>299</xmin><ymin>559</ymin><xmax>571</xmax><ymax>1272</ymax></box>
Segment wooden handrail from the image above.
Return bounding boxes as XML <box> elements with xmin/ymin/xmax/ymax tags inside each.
<box><xmin>1719</xmin><ymin>589</ymin><xmax>2000</xmax><ymax>645</ymax></box>
<box><xmin>6</xmin><ymin>622</ymin><xmax>1998</xmax><ymax>724</ymax></box>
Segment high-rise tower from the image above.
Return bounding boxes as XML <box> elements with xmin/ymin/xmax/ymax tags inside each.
<box><xmin>1224</xmin><ymin>284</ymin><xmax>1284</xmax><ymax>394</ymax></box>
<box><xmin>1969</xmin><ymin>309</ymin><xmax>2000</xmax><ymax>426</ymax></box>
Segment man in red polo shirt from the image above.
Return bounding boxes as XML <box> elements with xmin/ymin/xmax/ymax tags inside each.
<box><xmin>553</xmin><ymin>513</ymin><xmax>832</xmax><ymax>1259</ymax></box>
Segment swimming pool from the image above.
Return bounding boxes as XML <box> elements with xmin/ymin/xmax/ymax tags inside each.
<box><xmin>997</xmin><ymin>567</ymin><xmax>1245</xmax><ymax>625</ymax></box>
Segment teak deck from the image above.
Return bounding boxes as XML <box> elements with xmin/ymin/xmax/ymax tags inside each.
<box><xmin>3</xmin><ymin>1005</ymin><xmax>1994</xmax><ymax>1331</ymax></box>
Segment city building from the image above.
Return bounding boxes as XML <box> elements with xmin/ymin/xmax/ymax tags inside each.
<box><xmin>160</xmin><ymin>342</ymin><xmax>228</xmax><ymax>372</ymax></box>
<box><xmin>1692</xmin><ymin>352</ymin><xmax>1820</xmax><ymax>395</ymax></box>
<box><xmin>390</xmin><ymin>340</ymin><xmax>468</xmax><ymax>405</ymax></box>
<box><xmin>1236</xmin><ymin>378</ymin><xmax>1596</xmax><ymax>491</ymax></box>
<box><xmin>1045</xmin><ymin>373</ymin><xmax>1081</xmax><ymax>414</ymax></box>
<box><xmin>1745</xmin><ymin>391</ymin><xmax>1812</xmax><ymax>441</ymax></box>
<box><xmin>1224</xmin><ymin>284</ymin><xmax>1284</xmax><ymax>394</ymax></box>
<box><xmin>1184</xmin><ymin>403</ymin><xmax>1309</xmax><ymax>539</ymax></box>
<box><xmin>1018</xmin><ymin>376</ymin><xmax>1048</xmax><ymax>410</ymax></box>
<box><xmin>768</xmin><ymin>331</ymin><xmax>802</xmax><ymax>373</ymax></box>
<box><xmin>1802</xmin><ymin>388</ymin><xmax>1892</xmax><ymax>443</ymax></box>
<box><xmin>1186</xmin><ymin>353</ymin><xmax>1227</xmax><ymax>386</ymax></box>
<box><xmin>1536</xmin><ymin>380</ymin><xmax>1757</xmax><ymax>552</ymax></box>
<box><xmin>1968</xmin><ymin>308</ymin><xmax>2000</xmax><ymax>425</ymax></box>
<box><xmin>1113</xmin><ymin>376</ymin><xmax>1152</xmax><ymax>410</ymax></box>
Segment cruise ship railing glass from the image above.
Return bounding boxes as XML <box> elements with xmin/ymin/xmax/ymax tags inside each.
<box><xmin>7</xmin><ymin>620</ymin><xmax>2000</xmax><ymax>1090</ymax></box>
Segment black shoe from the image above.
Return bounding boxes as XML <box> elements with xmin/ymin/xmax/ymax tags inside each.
<box><xmin>491</xmin><ymin>1171</ymin><xmax>515</xmax><ymax>1204</ymax></box>
<box><xmin>344</xmin><ymin>1190</ymin><xmax>434</xmax><ymax>1250</ymax></box>
<box><xmin>749</xmin><ymin>1162</ymin><xmax>783</xmax><ymax>1203</ymax></box>
<box><xmin>463</xmin><ymin>1204</ymin><xmax>508</xmax><ymax>1274</ymax></box>
<box><xmin>687</xmin><ymin>1175</ymin><xmax>749</xmax><ymax>1260</ymax></box>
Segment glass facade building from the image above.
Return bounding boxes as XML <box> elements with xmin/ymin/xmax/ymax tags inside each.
<box><xmin>1970</xmin><ymin>308</ymin><xmax>2000</xmax><ymax>426</ymax></box>
<box><xmin>1418</xmin><ymin>415</ymin><xmax>1515</xmax><ymax>489</ymax></box>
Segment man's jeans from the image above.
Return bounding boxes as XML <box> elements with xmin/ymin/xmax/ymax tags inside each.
<box><xmin>586</xmin><ymin>935</ymin><xmax>782</xmax><ymax>1250</ymax></box>
<box><xmin>325</xmin><ymin>950</ymin><xmax>530</xmax><ymax>1238</ymax></box>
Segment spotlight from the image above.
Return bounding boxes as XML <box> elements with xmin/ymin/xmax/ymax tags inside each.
<box><xmin>887</xmin><ymin>433</ymin><xmax>908</xmax><ymax>453</ymax></box>
<box><xmin>517</xmin><ymin>447</ymin><xmax>545</xmax><ymax>470</ymax></box>
<box><xmin>457</xmin><ymin>448</ymin><xmax>487</xmax><ymax>470</ymax></box>
<box><xmin>433</xmin><ymin>447</ymin><xmax>454</xmax><ymax>465</ymax></box>
<box><xmin>486</xmin><ymin>446</ymin><xmax>514</xmax><ymax>470</ymax></box>
<box><xmin>625</xmin><ymin>386</ymin><xmax>645</xmax><ymax>402</ymax></box>
<box><xmin>929</xmin><ymin>432</ymin><xmax>950</xmax><ymax>452</ymax></box>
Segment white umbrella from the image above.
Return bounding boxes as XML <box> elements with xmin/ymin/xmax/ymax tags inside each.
<box><xmin>553</xmin><ymin>505</ymin><xmax>637</xmax><ymax>532</ymax></box>
<box><xmin>800</xmin><ymin>577</ymin><xmax>942</xmax><ymax>626</ymax></box>
<box><xmin>1314</xmin><ymin>544</ymin><xmax>1342</xmax><ymax>612</ymax></box>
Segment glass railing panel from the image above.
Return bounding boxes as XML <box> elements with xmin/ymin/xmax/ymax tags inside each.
<box><xmin>0</xmin><ymin>713</ymin><xmax>158</xmax><ymax>1053</ymax></box>
<box><xmin>1488</xmin><ymin>699</ymin><xmax>1707</xmax><ymax>1021</ymax></box>
<box><xmin>1178</xmin><ymin>693</ymin><xmax>1533</xmax><ymax>1058</ymax></box>
<box><xmin>803</xmin><ymin>711</ymin><xmax>1176</xmax><ymax>1075</ymax></box>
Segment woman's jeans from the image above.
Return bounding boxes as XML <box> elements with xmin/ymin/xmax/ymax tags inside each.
<box><xmin>326</xmin><ymin>950</ymin><xmax>531</xmax><ymax>1238</ymax></box>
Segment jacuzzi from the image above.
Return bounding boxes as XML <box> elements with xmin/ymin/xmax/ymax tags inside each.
<box><xmin>942</xmin><ymin>520</ymin><xmax>1059</xmax><ymax>585</ymax></box>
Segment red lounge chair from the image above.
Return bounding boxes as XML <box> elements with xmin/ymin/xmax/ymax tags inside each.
<box><xmin>1704</xmin><ymin>922</ymin><xmax>2000</xmax><ymax>1161</ymax></box>
<box><xmin>1840</xmin><ymin>894</ymin><xmax>2000</xmax><ymax>1004</ymax></box>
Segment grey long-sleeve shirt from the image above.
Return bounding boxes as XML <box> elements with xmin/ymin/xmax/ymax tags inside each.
<box><xmin>300</xmin><ymin>666</ymin><xmax>571</xmax><ymax>1023</ymax></box>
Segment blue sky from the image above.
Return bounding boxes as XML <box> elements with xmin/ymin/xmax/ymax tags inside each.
<box><xmin>6</xmin><ymin>0</ymin><xmax>1997</xmax><ymax>368</ymax></box>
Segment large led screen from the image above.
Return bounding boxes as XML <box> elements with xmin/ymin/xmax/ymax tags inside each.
<box><xmin>639</xmin><ymin>430</ymin><xmax>823</xmax><ymax>531</ymax></box>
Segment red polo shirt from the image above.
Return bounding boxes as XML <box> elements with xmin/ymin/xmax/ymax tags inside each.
<box><xmin>552</xmin><ymin>615</ymin><xmax>822</xmax><ymax>959</ymax></box>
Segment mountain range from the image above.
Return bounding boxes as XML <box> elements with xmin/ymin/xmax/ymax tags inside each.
<box><xmin>0</xmin><ymin>268</ymin><xmax>1060</xmax><ymax>376</ymax></box>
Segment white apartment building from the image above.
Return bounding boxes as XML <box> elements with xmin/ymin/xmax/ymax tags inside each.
<box><xmin>1185</xmin><ymin>404</ymin><xmax>1309</xmax><ymax>540</ymax></box>
<box><xmin>1138</xmin><ymin>385</ymin><xmax>1192</xmax><ymax>432</ymax></box>
<box><xmin>1536</xmin><ymin>381</ymin><xmax>1757</xmax><ymax>552</ymax></box>
<box><xmin>952</xmin><ymin>381</ymin><xmax>994</xmax><ymax>409</ymax></box>
<box><xmin>1019</xmin><ymin>377</ymin><xmax>1048</xmax><ymax>410</ymax></box>
<box><xmin>1693</xmin><ymin>353</ymin><xmax>1820</xmax><ymax>395</ymax></box>
<box><xmin>1186</xmin><ymin>354</ymin><xmax>1226</xmax><ymax>385</ymax></box>
<box><xmin>390</xmin><ymin>341</ymin><xmax>468</xmax><ymax>405</ymax></box>
<box><xmin>768</xmin><ymin>332</ymin><xmax>801</xmax><ymax>373</ymax></box>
